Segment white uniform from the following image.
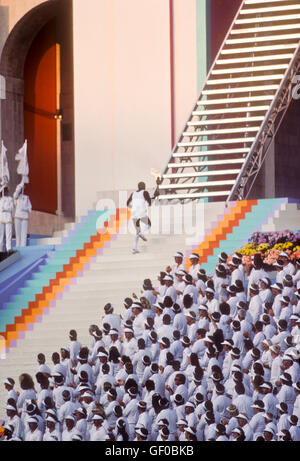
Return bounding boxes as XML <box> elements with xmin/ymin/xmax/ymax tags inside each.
<box><xmin>43</xmin><ymin>428</ymin><xmax>62</xmax><ymax>441</ymax></box>
<box><xmin>25</xmin><ymin>428</ymin><xmax>43</xmax><ymax>441</ymax></box>
<box><xmin>189</xmin><ymin>264</ymin><xmax>201</xmax><ymax>281</ymax></box>
<box><xmin>123</xmin><ymin>398</ymin><xmax>139</xmax><ymax>439</ymax></box>
<box><xmin>248</xmin><ymin>295</ymin><xmax>263</xmax><ymax>325</ymax></box>
<box><xmin>0</xmin><ymin>195</ymin><xmax>14</xmax><ymax>251</ymax></box>
<box><xmin>14</xmin><ymin>193</ymin><xmax>32</xmax><ymax>247</ymax></box>
<box><xmin>130</xmin><ymin>190</ymin><xmax>148</xmax><ymax>220</ymax></box>
<box><xmin>283</xmin><ymin>262</ymin><xmax>296</xmax><ymax>277</ymax></box>
<box><xmin>62</xmin><ymin>427</ymin><xmax>78</xmax><ymax>441</ymax></box>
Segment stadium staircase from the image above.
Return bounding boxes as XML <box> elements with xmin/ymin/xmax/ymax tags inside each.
<box><xmin>157</xmin><ymin>0</ymin><xmax>300</xmax><ymax>202</ymax></box>
<box><xmin>2</xmin><ymin>198</ymin><xmax>300</xmax><ymax>416</ymax></box>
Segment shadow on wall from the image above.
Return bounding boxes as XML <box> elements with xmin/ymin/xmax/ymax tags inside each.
<box><xmin>0</xmin><ymin>6</ymin><xmax>8</xmax><ymax>142</ymax></box>
<box><xmin>0</xmin><ymin>6</ymin><xmax>9</xmax><ymax>56</ymax></box>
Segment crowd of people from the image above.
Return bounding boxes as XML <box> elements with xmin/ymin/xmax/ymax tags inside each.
<box><xmin>1</xmin><ymin>249</ymin><xmax>300</xmax><ymax>442</ymax></box>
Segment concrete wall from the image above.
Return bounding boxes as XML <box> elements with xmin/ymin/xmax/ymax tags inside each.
<box><xmin>173</xmin><ymin>0</ymin><xmax>198</xmax><ymax>143</ymax></box>
<box><xmin>73</xmin><ymin>0</ymin><xmax>169</xmax><ymax>217</ymax></box>
<box><xmin>73</xmin><ymin>0</ymin><xmax>200</xmax><ymax>218</ymax></box>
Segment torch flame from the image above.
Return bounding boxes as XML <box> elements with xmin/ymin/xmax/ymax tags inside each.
<box><xmin>150</xmin><ymin>168</ymin><xmax>162</xmax><ymax>180</ymax></box>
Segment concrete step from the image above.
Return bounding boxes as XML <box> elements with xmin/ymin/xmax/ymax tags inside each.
<box><xmin>61</xmin><ymin>282</ymin><xmax>151</xmax><ymax>298</ymax></box>
<box><xmin>85</xmin><ymin>259</ymin><xmax>174</xmax><ymax>271</ymax></box>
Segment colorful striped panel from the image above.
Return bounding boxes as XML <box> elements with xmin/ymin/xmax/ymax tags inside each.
<box><xmin>185</xmin><ymin>200</ymin><xmax>257</xmax><ymax>272</ymax></box>
<box><xmin>0</xmin><ymin>208</ymin><xmax>129</xmax><ymax>354</ymax></box>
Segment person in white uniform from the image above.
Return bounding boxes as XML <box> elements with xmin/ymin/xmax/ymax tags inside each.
<box><xmin>279</xmin><ymin>252</ymin><xmax>296</xmax><ymax>277</ymax></box>
<box><xmin>188</xmin><ymin>254</ymin><xmax>201</xmax><ymax>281</ymax></box>
<box><xmin>24</xmin><ymin>416</ymin><xmax>43</xmax><ymax>441</ymax></box>
<box><xmin>0</xmin><ymin>186</ymin><xmax>14</xmax><ymax>252</ymax></box>
<box><xmin>13</xmin><ymin>183</ymin><xmax>32</xmax><ymax>247</ymax></box>
<box><xmin>127</xmin><ymin>182</ymin><xmax>153</xmax><ymax>254</ymax></box>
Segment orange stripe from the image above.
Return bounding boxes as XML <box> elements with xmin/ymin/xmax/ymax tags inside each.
<box><xmin>0</xmin><ymin>209</ymin><xmax>128</xmax><ymax>348</ymax></box>
<box><xmin>186</xmin><ymin>200</ymin><xmax>257</xmax><ymax>271</ymax></box>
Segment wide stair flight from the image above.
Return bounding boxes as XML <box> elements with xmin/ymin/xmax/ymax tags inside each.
<box><xmin>158</xmin><ymin>0</ymin><xmax>300</xmax><ymax>202</ymax></box>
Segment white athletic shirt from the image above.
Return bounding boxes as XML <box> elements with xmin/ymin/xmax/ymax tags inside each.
<box><xmin>130</xmin><ymin>190</ymin><xmax>148</xmax><ymax>220</ymax></box>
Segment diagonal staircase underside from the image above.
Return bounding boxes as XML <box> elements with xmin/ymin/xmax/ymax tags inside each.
<box><xmin>158</xmin><ymin>0</ymin><xmax>300</xmax><ymax>202</ymax></box>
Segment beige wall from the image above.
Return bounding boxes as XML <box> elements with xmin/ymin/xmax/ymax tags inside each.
<box><xmin>173</xmin><ymin>0</ymin><xmax>198</xmax><ymax>143</ymax></box>
<box><xmin>73</xmin><ymin>0</ymin><xmax>174</xmax><ymax>217</ymax></box>
<box><xmin>73</xmin><ymin>0</ymin><xmax>199</xmax><ymax>218</ymax></box>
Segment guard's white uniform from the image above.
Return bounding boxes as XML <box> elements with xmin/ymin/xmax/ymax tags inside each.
<box><xmin>0</xmin><ymin>195</ymin><xmax>14</xmax><ymax>251</ymax></box>
<box><xmin>14</xmin><ymin>193</ymin><xmax>32</xmax><ymax>247</ymax></box>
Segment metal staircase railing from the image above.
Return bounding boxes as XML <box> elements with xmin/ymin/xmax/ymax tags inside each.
<box><xmin>156</xmin><ymin>0</ymin><xmax>300</xmax><ymax>203</ymax></box>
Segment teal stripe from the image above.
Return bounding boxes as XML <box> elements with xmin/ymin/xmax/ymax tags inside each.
<box><xmin>0</xmin><ymin>209</ymin><xmax>115</xmax><ymax>331</ymax></box>
<box><xmin>196</xmin><ymin>0</ymin><xmax>210</xmax><ymax>199</ymax></box>
<box><xmin>196</xmin><ymin>0</ymin><xmax>209</xmax><ymax>92</ymax></box>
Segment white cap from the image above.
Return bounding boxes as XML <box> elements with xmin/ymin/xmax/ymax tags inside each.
<box><xmin>186</xmin><ymin>311</ymin><xmax>196</xmax><ymax>320</ymax></box>
<box><xmin>46</xmin><ymin>416</ymin><xmax>57</xmax><ymax>424</ymax></box>
<box><xmin>176</xmin><ymin>419</ymin><xmax>188</xmax><ymax>426</ymax></box>
<box><xmin>221</xmin><ymin>340</ymin><xmax>232</xmax><ymax>347</ymax></box>
<box><xmin>97</xmin><ymin>351</ymin><xmax>108</xmax><ymax>358</ymax></box>
<box><xmin>185</xmin><ymin>401</ymin><xmax>195</xmax><ymax>409</ymax></box>
<box><xmin>280</xmin><ymin>296</ymin><xmax>290</xmax><ymax>304</ymax></box>
<box><xmin>60</xmin><ymin>346</ymin><xmax>70</xmax><ymax>353</ymax></box>
<box><xmin>271</xmin><ymin>283</ymin><xmax>282</xmax><ymax>290</ymax></box>
<box><xmin>260</xmin><ymin>382</ymin><xmax>272</xmax><ymax>390</ymax></box>
<box><xmin>5</xmin><ymin>405</ymin><xmax>16</xmax><ymax>411</ymax></box>
<box><xmin>163</xmin><ymin>275</ymin><xmax>173</xmax><ymax>282</ymax></box>
<box><xmin>136</xmin><ymin>427</ymin><xmax>148</xmax><ymax>437</ymax></box>
<box><xmin>185</xmin><ymin>427</ymin><xmax>196</xmax><ymax>435</ymax></box>
<box><xmin>264</xmin><ymin>423</ymin><xmax>275</xmax><ymax>434</ymax></box>
<box><xmin>260</xmin><ymin>278</ymin><xmax>270</xmax><ymax>286</ymax></box>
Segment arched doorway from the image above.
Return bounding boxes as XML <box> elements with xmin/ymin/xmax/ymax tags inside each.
<box><xmin>0</xmin><ymin>0</ymin><xmax>74</xmax><ymax>220</ymax></box>
<box><xmin>24</xmin><ymin>18</ymin><xmax>58</xmax><ymax>214</ymax></box>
